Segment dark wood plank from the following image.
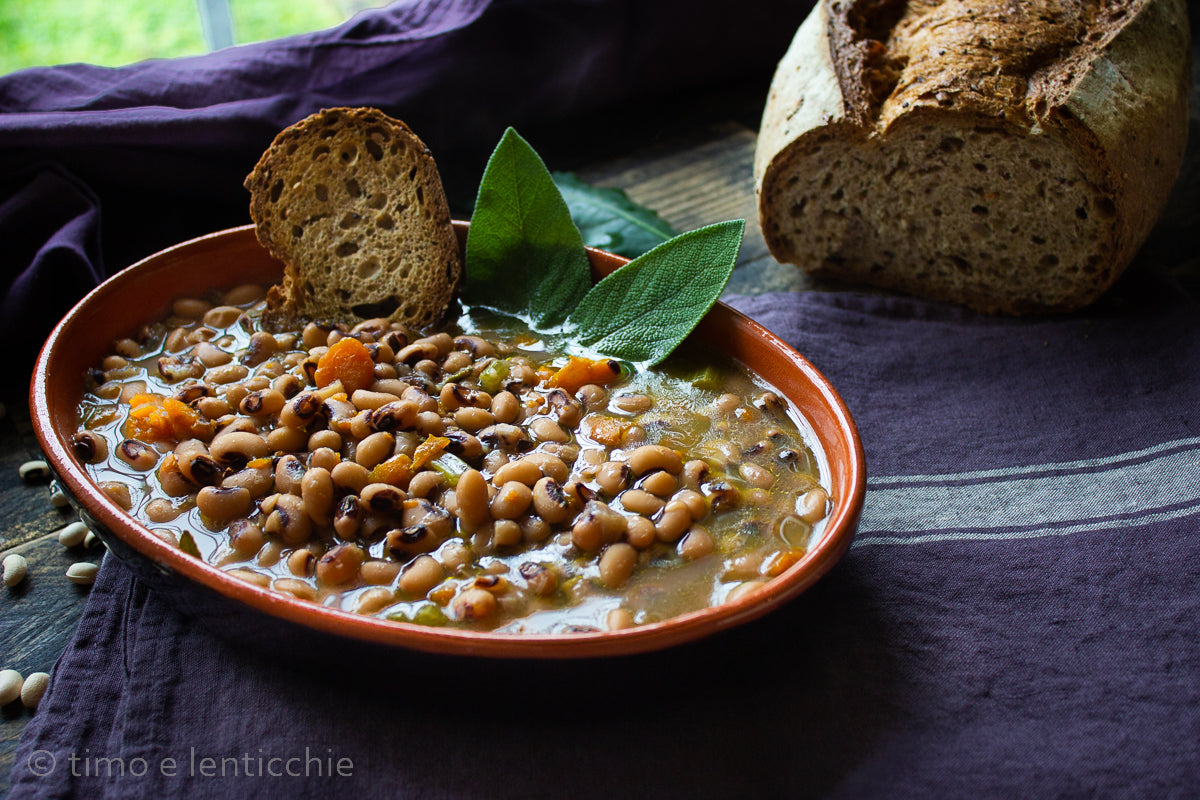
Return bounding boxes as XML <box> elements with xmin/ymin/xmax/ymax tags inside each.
<box><xmin>0</xmin><ymin>533</ymin><xmax>104</xmax><ymax>784</ymax></box>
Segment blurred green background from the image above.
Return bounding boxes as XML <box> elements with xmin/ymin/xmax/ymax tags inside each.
<box><xmin>0</xmin><ymin>0</ymin><xmax>387</xmax><ymax>75</ymax></box>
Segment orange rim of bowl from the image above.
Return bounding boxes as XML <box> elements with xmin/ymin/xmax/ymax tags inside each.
<box><xmin>30</xmin><ymin>224</ymin><xmax>866</xmax><ymax>659</ymax></box>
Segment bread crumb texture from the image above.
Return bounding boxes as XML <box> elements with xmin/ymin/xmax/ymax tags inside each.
<box><xmin>756</xmin><ymin>0</ymin><xmax>1190</xmax><ymax>314</ymax></box>
<box><xmin>246</xmin><ymin>107</ymin><xmax>462</xmax><ymax>330</ymax></box>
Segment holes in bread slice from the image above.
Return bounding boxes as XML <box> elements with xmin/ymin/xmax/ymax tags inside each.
<box><xmin>351</xmin><ymin>296</ymin><xmax>401</xmax><ymax>318</ymax></box>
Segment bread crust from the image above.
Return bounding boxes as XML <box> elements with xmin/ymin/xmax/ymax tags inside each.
<box><xmin>245</xmin><ymin>107</ymin><xmax>462</xmax><ymax>331</ymax></box>
<box><xmin>755</xmin><ymin>0</ymin><xmax>1191</xmax><ymax>314</ymax></box>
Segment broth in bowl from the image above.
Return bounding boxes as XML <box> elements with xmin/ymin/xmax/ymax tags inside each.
<box><xmin>73</xmin><ymin>286</ymin><xmax>830</xmax><ymax>634</ymax></box>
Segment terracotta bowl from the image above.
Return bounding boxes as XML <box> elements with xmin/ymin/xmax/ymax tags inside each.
<box><xmin>30</xmin><ymin>223</ymin><xmax>865</xmax><ymax>660</ymax></box>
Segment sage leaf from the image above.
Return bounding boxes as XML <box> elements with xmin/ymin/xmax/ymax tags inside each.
<box><xmin>552</xmin><ymin>172</ymin><xmax>676</xmax><ymax>258</ymax></box>
<box><xmin>567</xmin><ymin>220</ymin><xmax>745</xmax><ymax>366</ymax></box>
<box><xmin>464</xmin><ymin>128</ymin><xmax>592</xmax><ymax>329</ymax></box>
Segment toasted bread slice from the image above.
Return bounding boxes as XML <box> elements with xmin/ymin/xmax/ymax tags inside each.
<box><xmin>245</xmin><ymin>107</ymin><xmax>461</xmax><ymax>330</ymax></box>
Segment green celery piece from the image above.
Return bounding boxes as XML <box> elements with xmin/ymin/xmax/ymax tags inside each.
<box><xmin>552</xmin><ymin>172</ymin><xmax>676</xmax><ymax>258</ymax></box>
<box><xmin>464</xmin><ymin>129</ymin><xmax>592</xmax><ymax>329</ymax></box>
<box><xmin>566</xmin><ymin>220</ymin><xmax>744</xmax><ymax>367</ymax></box>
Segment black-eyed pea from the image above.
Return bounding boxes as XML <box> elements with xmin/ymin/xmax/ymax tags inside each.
<box><xmin>490</xmin><ymin>480</ymin><xmax>532</xmax><ymax>520</ymax></box>
<box><xmin>223</xmin><ymin>283</ymin><xmax>263</xmax><ymax>305</ymax></box>
<box><xmin>308</xmin><ymin>445</ymin><xmax>340</xmax><ymax>472</ymax></box>
<box><xmin>195</xmin><ymin>341</ymin><xmax>232</xmax><ymax>367</ymax></box>
<box><xmin>203</xmin><ymin>305</ymin><xmax>242</xmax><ymax>327</ymax></box>
<box><xmin>572</xmin><ymin>501</ymin><xmax>626</xmax><ymax>551</ymax></box>
<box><xmin>118</xmin><ymin>380</ymin><xmax>148</xmax><ymax>403</ymax></box>
<box><xmin>228</xmin><ymin>520</ymin><xmax>265</xmax><ymax>557</ymax></box>
<box><xmin>71</xmin><ymin>430</ymin><xmax>109</xmax><ymax>464</ymax></box>
<box><xmin>116</xmin><ymin>439</ymin><xmax>159</xmax><ymax>471</ymax></box>
<box><xmin>596</xmin><ymin>461</ymin><xmax>631</xmax><ymax>496</ymax></box>
<box><xmin>100</xmin><ymin>481</ymin><xmax>133</xmax><ymax>510</ymax></box>
<box><xmin>256</xmin><ymin>539</ymin><xmax>284</xmax><ymax>567</ymax></box>
<box><xmin>228</xmin><ymin>568</ymin><xmax>270</xmax><ymax>588</ymax></box>
<box><xmin>712</xmin><ymin>392</ymin><xmax>741</xmax><ymax>416</ymax></box>
<box><xmin>454</xmin><ymin>406</ymin><xmax>494</xmax><ymax>432</ymax></box>
<box><xmin>266</xmin><ymin>425</ymin><xmax>308</xmax><ymax>453</ymax></box>
<box><xmin>273</xmin><ymin>373</ymin><xmax>304</xmax><ymax>399</ymax></box>
<box><xmin>279</xmin><ymin>392</ymin><xmax>323</xmax><ymax>428</ymax></box>
<box><xmin>385</xmin><ymin>525</ymin><xmax>439</xmax><ymax>559</ymax></box>
<box><xmin>210</xmin><ymin>431</ymin><xmax>270</xmax><ymax>466</ymax></box>
<box><xmin>628</xmin><ymin>444</ymin><xmax>682</xmax><ymax>476</ymax></box>
<box><xmin>744</xmin><ymin>488</ymin><xmax>772</xmax><ymax>506</ymax></box>
<box><xmin>524</xmin><ymin>452</ymin><xmax>569</xmax><ymax>483</ymax></box>
<box><xmin>174</xmin><ymin>439</ymin><xmax>221</xmax><ymax>486</ymax></box>
<box><xmin>491</xmin><ymin>519</ymin><xmax>522</xmax><ymax>548</ymax></box>
<box><xmin>610</xmin><ymin>393</ymin><xmax>653</xmax><ymax>414</ymax></box>
<box><xmin>265</xmin><ymin>493</ymin><xmax>312</xmax><ymax>545</ymax></box>
<box><xmin>301</xmin><ymin>467</ymin><xmax>334</xmax><ymax>526</ymax></box>
<box><xmin>144</xmin><ymin>498</ymin><xmax>184</xmax><ymax>523</ymax></box>
<box><xmin>705</xmin><ymin>480</ymin><xmax>741</xmax><ymax>514</ymax></box>
<box><xmin>356</xmin><ymin>587</ymin><xmax>396</xmax><ymax>615</ymax></box>
<box><xmin>239</xmin><ymin>388</ymin><xmax>285</xmax><ymax>417</ymax></box>
<box><xmin>518</xmin><ymin>515</ymin><xmax>550</xmax><ymax>544</ymax></box>
<box><xmin>196</xmin><ymin>396</ymin><xmax>233</xmax><ymax>419</ymax></box>
<box><xmin>287</xmin><ymin>547</ymin><xmax>316</xmax><ymax>578</ymax></box>
<box><xmin>360</xmin><ymin>559</ymin><xmax>401</xmax><ymax>585</ymax></box>
<box><xmin>625</xmin><ymin>515</ymin><xmax>657</xmax><ymax>549</ymax></box>
<box><xmin>453</xmin><ymin>334</ymin><xmax>494</xmax><ymax>358</ymax></box>
<box><xmin>317</xmin><ymin>543</ymin><xmax>365</xmax><ymax>586</ymax></box>
<box><xmin>351</xmin><ymin>389</ymin><xmax>399</xmax><ymax>411</ymax></box>
<box><xmin>399</xmin><ymin>554</ymin><xmax>444</xmax><ymax>596</ymax></box>
<box><xmin>331</xmin><ymin>460</ymin><xmax>371</xmax><ymax>494</ymax></box>
<box><xmin>619</xmin><ymin>488</ymin><xmax>663</xmax><ymax>517</ymax></box>
<box><xmin>172</xmin><ymin>296</ymin><xmax>212</xmax><ymax>318</ymax></box>
<box><xmin>673</xmin><ymin>488</ymin><xmax>709</xmax><ymax>520</ymax></box>
<box><xmin>740</xmin><ymin>462</ymin><xmax>775</xmax><ymax>489</ymax></box>
<box><xmin>492</xmin><ymin>457</ymin><xmax>541</xmax><ymax>487</ymax></box>
<box><xmin>240</xmin><ymin>331</ymin><xmax>279</xmax><ymax>367</ymax></box>
<box><xmin>454</xmin><ymin>468</ymin><xmax>491</xmax><ymax>528</ymax></box>
<box><xmin>407</xmin><ymin>470</ymin><xmax>444</xmax><ymax>498</ymax></box>
<box><xmin>490</xmin><ymin>391</ymin><xmax>520</xmax><ymax>424</ymax></box>
<box><xmin>725</xmin><ymin>579</ymin><xmax>768</xmax><ymax>604</ymax></box>
<box><xmin>214</xmin><ymin>416</ymin><xmax>256</xmax><ymax>438</ymax></box>
<box><xmin>355</xmin><ymin>431</ymin><xmax>396</xmax><ymax>469</ymax></box>
<box><xmin>681</xmin><ymin>459</ymin><xmax>710</xmax><ymax>491</ymax></box>
<box><xmin>437</xmin><ymin>541</ymin><xmax>472</xmax><ymax>574</ymax></box>
<box><xmin>530</xmin><ymin>416</ymin><xmax>569</xmax><ymax>443</ymax></box>
<box><xmin>599</xmin><ymin>543</ymin><xmax>637</xmax><ymax>588</ymax></box>
<box><xmin>301</xmin><ymin>323</ymin><xmax>329</xmax><ymax>349</ymax></box>
<box><xmin>197</xmin><ymin>486</ymin><xmax>252</xmax><ymax>523</ymax></box>
<box><xmin>531</xmin><ymin>477</ymin><xmax>573</xmax><ymax>524</ymax></box>
<box><xmin>453</xmin><ymin>587</ymin><xmax>496</xmax><ymax>621</ymax></box>
<box><xmin>415</xmin><ymin>411</ymin><xmax>444</xmax><ymax>435</ymax></box>
<box><xmin>368</xmin><ymin>400</ymin><xmax>417</xmax><ymax>433</ymax></box>
<box><xmin>655</xmin><ymin>500</ymin><xmax>692</xmax><ymax>543</ymax></box>
<box><xmin>360</xmin><ymin>483</ymin><xmax>406</xmax><ymax>513</ymax></box>
<box><xmin>274</xmin><ymin>454</ymin><xmax>306</xmax><ymax>495</ymax></box>
<box><xmin>333</xmin><ymin>495</ymin><xmax>363</xmax><ymax>540</ymax></box>
<box><xmin>607</xmin><ymin>608</ymin><xmax>636</xmax><ymax>630</ymax></box>
<box><xmin>518</xmin><ymin>561</ymin><xmax>558</xmax><ymax>596</ymax></box>
<box><xmin>797</xmin><ymin>487</ymin><xmax>830</xmax><ymax>524</ymax></box>
<box><xmin>209</xmin><ymin>363</ymin><xmax>250</xmax><ymax>386</ymax></box>
<box><xmin>639</xmin><ymin>468</ymin><xmax>678</xmax><ymax>497</ymax></box>
<box><xmin>272</xmin><ymin>577</ymin><xmax>317</xmax><ymax>601</ymax></box>
<box><xmin>677</xmin><ymin>525</ymin><xmax>715</xmax><ymax>561</ymax></box>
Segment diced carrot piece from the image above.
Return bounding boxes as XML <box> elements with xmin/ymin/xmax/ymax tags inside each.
<box><xmin>314</xmin><ymin>337</ymin><xmax>376</xmax><ymax>394</ymax></box>
<box><xmin>583</xmin><ymin>415</ymin><xmax>629</xmax><ymax>447</ymax></box>
<box><xmin>370</xmin><ymin>454</ymin><xmax>413</xmax><ymax>487</ymax></box>
<box><xmin>546</xmin><ymin>356</ymin><xmax>624</xmax><ymax>395</ymax></box>
<box><xmin>412</xmin><ymin>436</ymin><xmax>449</xmax><ymax>470</ymax></box>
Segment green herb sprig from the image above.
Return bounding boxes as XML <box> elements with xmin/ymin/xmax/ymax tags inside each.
<box><xmin>463</xmin><ymin>128</ymin><xmax>744</xmax><ymax>367</ymax></box>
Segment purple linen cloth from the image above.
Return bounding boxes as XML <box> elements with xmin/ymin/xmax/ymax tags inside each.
<box><xmin>10</xmin><ymin>271</ymin><xmax>1200</xmax><ymax>799</ymax></box>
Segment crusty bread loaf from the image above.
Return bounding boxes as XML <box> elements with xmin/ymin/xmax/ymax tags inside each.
<box><xmin>755</xmin><ymin>0</ymin><xmax>1191</xmax><ymax>314</ymax></box>
<box><xmin>245</xmin><ymin>107</ymin><xmax>461</xmax><ymax>330</ymax></box>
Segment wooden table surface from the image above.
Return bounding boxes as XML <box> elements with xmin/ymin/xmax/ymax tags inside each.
<box><xmin>3</xmin><ymin>72</ymin><xmax>1197</xmax><ymax>791</ymax></box>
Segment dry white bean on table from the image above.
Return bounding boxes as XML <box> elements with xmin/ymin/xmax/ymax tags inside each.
<box><xmin>66</xmin><ymin>562</ymin><xmax>99</xmax><ymax>585</ymax></box>
<box><xmin>0</xmin><ymin>669</ymin><xmax>23</xmax><ymax>706</ymax></box>
<box><xmin>3</xmin><ymin>553</ymin><xmax>27</xmax><ymax>587</ymax></box>
<box><xmin>21</xmin><ymin>672</ymin><xmax>50</xmax><ymax>709</ymax></box>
